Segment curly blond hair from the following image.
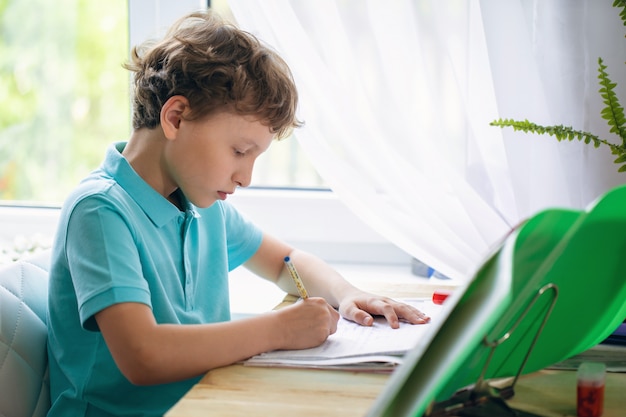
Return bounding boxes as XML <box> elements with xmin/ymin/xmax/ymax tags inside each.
<box><xmin>124</xmin><ymin>10</ymin><xmax>302</xmax><ymax>139</ymax></box>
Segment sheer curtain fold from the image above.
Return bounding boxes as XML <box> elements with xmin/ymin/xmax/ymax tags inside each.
<box><xmin>229</xmin><ymin>0</ymin><xmax>625</xmax><ymax>281</ymax></box>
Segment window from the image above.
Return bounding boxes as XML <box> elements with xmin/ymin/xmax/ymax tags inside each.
<box><xmin>0</xmin><ymin>0</ymin><xmax>323</xmax><ymax>205</ymax></box>
<box><xmin>0</xmin><ymin>0</ymin><xmax>129</xmax><ymax>204</ymax></box>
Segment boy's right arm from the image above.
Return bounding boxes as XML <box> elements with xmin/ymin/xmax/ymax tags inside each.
<box><xmin>95</xmin><ymin>297</ymin><xmax>338</xmax><ymax>386</ymax></box>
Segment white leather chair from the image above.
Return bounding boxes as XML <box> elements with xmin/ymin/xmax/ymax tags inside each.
<box><xmin>0</xmin><ymin>250</ymin><xmax>51</xmax><ymax>417</ymax></box>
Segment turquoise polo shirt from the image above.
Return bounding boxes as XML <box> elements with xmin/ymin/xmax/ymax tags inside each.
<box><xmin>47</xmin><ymin>142</ymin><xmax>263</xmax><ymax>417</ymax></box>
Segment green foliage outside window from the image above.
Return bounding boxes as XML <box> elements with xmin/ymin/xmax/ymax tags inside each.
<box><xmin>0</xmin><ymin>0</ymin><xmax>129</xmax><ymax>203</ymax></box>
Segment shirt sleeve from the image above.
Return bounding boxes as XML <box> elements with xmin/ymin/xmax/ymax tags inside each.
<box><xmin>65</xmin><ymin>194</ymin><xmax>152</xmax><ymax>331</ymax></box>
<box><xmin>219</xmin><ymin>201</ymin><xmax>263</xmax><ymax>271</ymax></box>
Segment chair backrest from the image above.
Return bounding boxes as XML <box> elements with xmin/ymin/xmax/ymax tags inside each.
<box><xmin>0</xmin><ymin>250</ymin><xmax>51</xmax><ymax>417</ymax></box>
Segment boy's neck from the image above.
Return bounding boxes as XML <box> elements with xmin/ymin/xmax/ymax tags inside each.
<box><xmin>123</xmin><ymin>128</ymin><xmax>178</xmax><ymax>204</ymax></box>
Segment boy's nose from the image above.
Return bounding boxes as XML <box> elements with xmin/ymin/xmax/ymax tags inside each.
<box><xmin>234</xmin><ymin>163</ymin><xmax>254</xmax><ymax>188</ymax></box>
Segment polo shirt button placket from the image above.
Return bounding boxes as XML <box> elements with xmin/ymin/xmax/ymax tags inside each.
<box><xmin>184</xmin><ymin>270</ymin><xmax>193</xmax><ymax>309</ymax></box>
<box><xmin>181</xmin><ymin>210</ymin><xmax>198</xmax><ymax>310</ymax></box>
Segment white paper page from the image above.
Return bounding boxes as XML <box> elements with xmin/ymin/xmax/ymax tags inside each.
<box><xmin>247</xmin><ymin>299</ymin><xmax>443</xmax><ymax>364</ymax></box>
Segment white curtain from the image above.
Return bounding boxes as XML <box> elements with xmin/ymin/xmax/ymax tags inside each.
<box><xmin>229</xmin><ymin>0</ymin><xmax>625</xmax><ymax>281</ymax></box>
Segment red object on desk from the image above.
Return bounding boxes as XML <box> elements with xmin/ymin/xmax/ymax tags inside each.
<box><xmin>577</xmin><ymin>362</ymin><xmax>605</xmax><ymax>417</ymax></box>
<box><xmin>577</xmin><ymin>382</ymin><xmax>604</xmax><ymax>417</ymax></box>
<box><xmin>432</xmin><ymin>290</ymin><xmax>452</xmax><ymax>305</ymax></box>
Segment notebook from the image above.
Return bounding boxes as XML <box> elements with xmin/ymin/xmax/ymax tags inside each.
<box><xmin>244</xmin><ymin>299</ymin><xmax>444</xmax><ymax>372</ymax></box>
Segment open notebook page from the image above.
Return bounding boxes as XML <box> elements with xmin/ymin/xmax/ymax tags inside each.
<box><xmin>244</xmin><ymin>299</ymin><xmax>444</xmax><ymax>371</ymax></box>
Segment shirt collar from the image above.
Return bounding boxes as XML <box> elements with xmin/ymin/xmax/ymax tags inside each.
<box><xmin>101</xmin><ymin>142</ymin><xmax>199</xmax><ymax>227</ymax></box>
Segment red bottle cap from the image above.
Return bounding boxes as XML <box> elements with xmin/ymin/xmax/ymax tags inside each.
<box><xmin>432</xmin><ymin>290</ymin><xmax>452</xmax><ymax>305</ymax></box>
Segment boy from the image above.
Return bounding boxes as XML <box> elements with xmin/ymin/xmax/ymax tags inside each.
<box><xmin>47</xmin><ymin>10</ymin><xmax>429</xmax><ymax>416</ymax></box>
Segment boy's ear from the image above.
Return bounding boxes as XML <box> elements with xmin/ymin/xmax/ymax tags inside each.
<box><xmin>160</xmin><ymin>96</ymin><xmax>190</xmax><ymax>140</ymax></box>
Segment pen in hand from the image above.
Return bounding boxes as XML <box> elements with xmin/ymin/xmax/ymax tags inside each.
<box><xmin>284</xmin><ymin>256</ymin><xmax>309</xmax><ymax>299</ymax></box>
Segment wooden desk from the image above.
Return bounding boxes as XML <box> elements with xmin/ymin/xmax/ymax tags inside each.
<box><xmin>508</xmin><ymin>370</ymin><xmax>626</xmax><ymax>417</ymax></box>
<box><xmin>165</xmin><ymin>273</ymin><xmax>626</xmax><ymax>417</ymax></box>
<box><xmin>166</xmin><ymin>365</ymin><xmax>386</xmax><ymax>417</ymax></box>
<box><xmin>165</xmin><ymin>364</ymin><xmax>626</xmax><ymax>417</ymax></box>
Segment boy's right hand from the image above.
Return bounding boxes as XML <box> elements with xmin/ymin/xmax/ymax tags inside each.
<box><xmin>274</xmin><ymin>297</ymin><xmax>340</xmax><ymax>350</ymax></box>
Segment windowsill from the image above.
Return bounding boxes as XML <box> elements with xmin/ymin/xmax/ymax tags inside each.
<box><xmin>228</xmin><ymin>188</ymin><xmax>411</xmax><ymax>265</ymax></box>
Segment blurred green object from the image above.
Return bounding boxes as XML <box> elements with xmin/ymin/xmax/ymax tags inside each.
<box><xmin>368</xmin><ymin>184</ymin><xmax>626</xmax><ymax>417</ymax></box>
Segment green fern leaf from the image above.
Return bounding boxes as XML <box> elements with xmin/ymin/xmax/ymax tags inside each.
<box><xmin>614</xmin><ymin>154</ymin><xmax>626</xmax><ymax>164</ymax></box>
<box><xmin>597</xmin><ymin>58</ymin><xmax>626</xmax><ymax>143</ymax></box>
<box><xmin>490</xmin><ymin>118</ymin><xmax>625</xmax><ymax>156</ymax></box>
<box><xmin>613</xmin><ymin>0</ymin><xmax>626</xmax><ymax>26</ymax></box>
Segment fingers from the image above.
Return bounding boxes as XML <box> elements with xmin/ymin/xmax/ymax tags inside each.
<box><xmin>346</xmin><ymin>307</ymin><xmax>374</xmax><ymax>327</ymax></box>
<box><xmin>374</xmin><ymin>301</ymin><xmax>401</xmax><ymax>329</ymax></box>
<box><xmin>342</xmin><ymin>297</ymin><xmax>431</xmax><ymax>328</ymax></box>
<box><xmin>302</xmin><ymin>297</ymin><xmax>339</xmax><ymax>334</ymax></box>
<box><xmin>341</xmin><ymin>300</ymin><xmax>395</xmax><ymax>327</ymax></box>
<box><xmin>395</xmin><ymin>302</ymin><xmax>430</xmax><ymax>325</ymax></box>
<box><xmin>278</xmin><ymin>297</ymin><xmax>339</xmax><ymax>350</ymax></box>
<box><xmin>326</xmin><ymin>302</ymin><xmax>340</xmax><ymax>335</ymax></box>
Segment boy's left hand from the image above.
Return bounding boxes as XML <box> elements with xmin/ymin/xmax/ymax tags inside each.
<box><xmin>338</xmin><ymin>293</ymin><xmax>430</xmax><ymax>329</ymax></box>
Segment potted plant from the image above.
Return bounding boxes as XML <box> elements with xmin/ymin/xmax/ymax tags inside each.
<box><xmin>491</xmin><ymin>0</ymin><xmax>626</xmax><ymax>172</ymax></box>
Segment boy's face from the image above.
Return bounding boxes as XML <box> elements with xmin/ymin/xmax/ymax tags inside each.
<box><xmin>164</xmin><ymin>110</ymin><xmax>274</xmax><ymax>208</ymax></box>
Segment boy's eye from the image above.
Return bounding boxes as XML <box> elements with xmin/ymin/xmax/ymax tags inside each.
<box><xmin>234</xmin><ymin>148</ymin><xmax>246</xmax><ymax>156</ymax></box>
